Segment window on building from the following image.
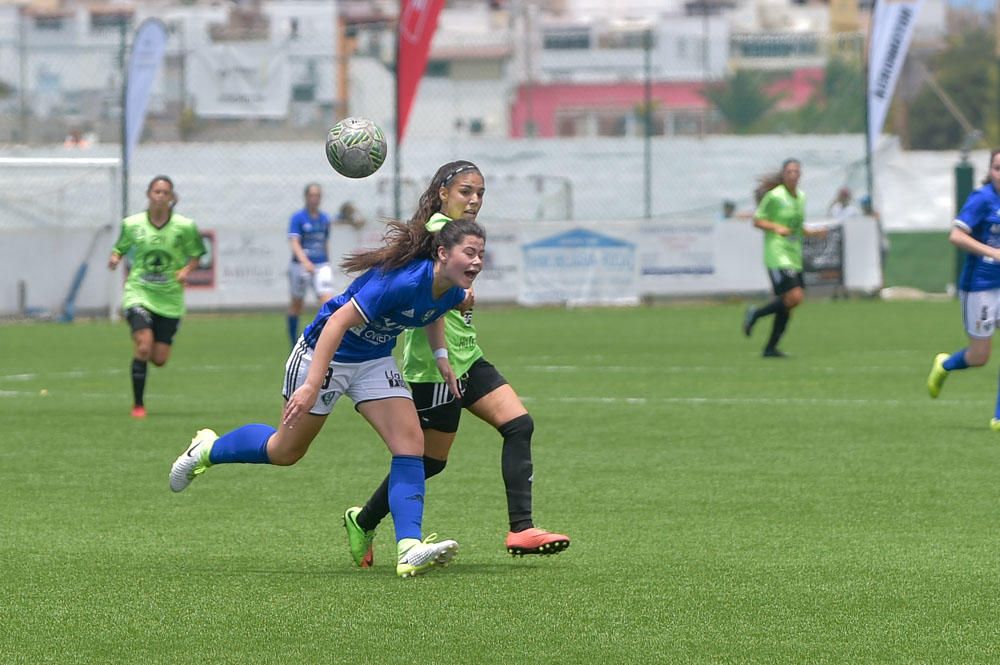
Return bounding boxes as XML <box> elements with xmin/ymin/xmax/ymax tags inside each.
<box><xmin>555</xmin><ymin>112</ymin><xmax>587</xmax><ymax>137</ymax></box>
<box><xmin>34</xmin><ymin>15</ymin><xmax>65</xmax><ymax>31</ymax></box>
<box><xmin>425</xmin><ymin>60</ymin><xmax>450</xmax><ymax>77</ymax></box>
<box><xmin>543</xmin><ymin>29</ymin><xmax>590</xmax><ymax>50</ymax></box>
<box><xmin>596</xmin><ymin>113</ymin><xmax>627</xmax><ymax>137</ymax></box>
<box><xmin>598</xmin><ymin>30</ymin><xmax>653</xmax><ymax>50</ymax></box>
<box><xmin>90</xmin><ymin>12</ymin><xmax>132</xmax><ymax>33</ymax></box>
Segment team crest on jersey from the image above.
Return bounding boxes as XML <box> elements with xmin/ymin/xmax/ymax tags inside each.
<box><xmin>422</xmin><ymin>311</ymin><xmax>436</xmax><ymax>323</ymax></box>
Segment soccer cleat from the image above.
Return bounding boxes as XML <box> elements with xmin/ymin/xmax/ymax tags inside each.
<box><xmin>343</xmin><ymin>506</ymin><xmax>376</xmax><ymax>568</ymax></box>
<box><xmin>762</xmin><ymin>348</ymin><xmax>787</xmax><ymax>358</ymax></box>
<box><xmin>131</xmin><ymin>405</ymin><xmax>147</xmax><ymax>419</ymax></box>
<box><xmin>505</xmin><ymin>528</ymin><xmax>571</xmax><ymax>557</ymax></box>
<box><xmin>169</xmin><ymin>428</ymin><xmax>217</xmax><ymax>493</ymax></box>
<box><xmin>991</xmin><ymin>418</ymin><xmax>1000</xmax><ymax>432</ymax></box>
<box><xmin>742</xmin><ymin>305</ymin><xmax>757</xmax><ymax>337</ymax></box>
<box><xmin>927</xmin><ymin>353</ymin><xmax>949</xmax><ymax>398</ymax></box>
<box><xmin>396</xmin><ymin>534</ymin><xmax>458</xmax><ymax>578</ymax></box>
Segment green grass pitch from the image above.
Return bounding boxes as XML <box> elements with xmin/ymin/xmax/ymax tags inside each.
<box><xmin>3</xmin><ymin>300</ymin><xmax>1000</xmax><ymax>664</ymax></box>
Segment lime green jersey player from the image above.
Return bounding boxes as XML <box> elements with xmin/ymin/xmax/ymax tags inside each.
<box><xmin>108</xmin><ymin>176</ymin><xmax>205</xmax><ymax>418</ymax></box>
<box><xmin>756</xmin><ymin>181</ymin><xmax>806</xmax><ymax>272</ymax></box>
<box><xmin>112</xmin><ymin>210</ymin><xmax>205</xmax><ymax>319</ymax></box>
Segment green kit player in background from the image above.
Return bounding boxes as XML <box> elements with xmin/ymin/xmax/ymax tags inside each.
<box><xmin>343</xmin><ymin>160</ymin><xmax>570</xmax><ymax>566</ymax></box>
<box><xmin>108</xmin><ymin>175</ymin><xmax>206</xmax><ymax>418</ymax></box>
<box><xmin>742</xmin><ymin>158</ymin><xmax>826</xmax><ymax>358</ymax></box>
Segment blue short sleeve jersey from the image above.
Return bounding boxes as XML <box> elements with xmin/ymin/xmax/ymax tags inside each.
<box><xmin>302</xmin><ymin>259</ymin><xmax>466</xmax><ymax>363</ymax></box>
<box><xmin>956</xmin><ymin>183</ymin><xmax>1000</xmax><ymax>291</ymax></box>
<box><xmin>288</xmin><ymin>208</ymin><xmax>331</xmax><ymax>264</ymax></box>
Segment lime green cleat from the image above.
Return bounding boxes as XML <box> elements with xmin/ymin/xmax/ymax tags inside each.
<box><xmin>169</xmin><ymin>428</ymin><xmax>217</xmax><ymax>492</ymax></box>
<box><xmin>396</xmin><ymin>534</ymin><xmax>458</xmax><ymax>579</ymax></box>
<box><xmin>991</xmin><ymin>418</ymin><xmax>1000</xmax><ymax>432</ymax></box>
<box><xmin>927</xmin><ymin>353</ymin><xmax>949</xmax><ymax>398</ymax></box>
<box><xmin>343</xmin><ymin>506</ymin><xmax>376</xmax><ymax>568</ymax></box>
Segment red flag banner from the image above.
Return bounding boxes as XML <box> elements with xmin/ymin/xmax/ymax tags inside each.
<box><xmin>397</xmin><ymin>0</ymin><xmax>445</xmax><ymax>144</ymax></box>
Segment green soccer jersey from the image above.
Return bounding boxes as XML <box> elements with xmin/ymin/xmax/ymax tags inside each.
<box><xmin>112</xmin><ymin>212</ymin><xmax>206</xmax><ymax>318</ymax></box>
<box><xmin>401</xmin><ymin>308</ymin><xmax>483</xmax><ymax>383</ymax></box>
<box><xmin>755</xmin><ymin>184</ymin><xmax>806</xmax><ymax>271</ymax></box>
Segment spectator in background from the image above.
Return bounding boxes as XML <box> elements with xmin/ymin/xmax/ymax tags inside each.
<box><xmin>827</xmin><ymin>187</ymin><xmax>860</xmax><ymax>222</ymax></box>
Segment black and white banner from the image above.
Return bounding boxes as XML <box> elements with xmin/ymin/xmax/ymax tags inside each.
<box><xmin>867</xmin><ymin>0</ymin><xmax>923</xmax><ymax>151</ymax></box>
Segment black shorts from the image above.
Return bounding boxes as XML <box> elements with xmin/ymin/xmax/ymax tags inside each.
<box><xmin>125</xmin><ymin>306</ymin><xmax>181</xmax><ymax>345</ymax></box>
<box><xmin>410</xmin><ymin>357</ymin><xmax>508</xmax><ymax>433</ymax></box>
<box><xmin>767</xmin><ymin>268</ymin><xmax>804</xmax><ymax>296</ymax></box>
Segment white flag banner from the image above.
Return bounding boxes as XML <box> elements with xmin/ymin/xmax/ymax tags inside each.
<box><xmin>189</xmin><ymin>42</ymin><xmax>290</xmax><ymax>118</ymax></box>
<box><xmin>124</xmin><ymin>18</ymin><xmax>168</xmax><ymax>166</ymax></box>
<box><xmin>867</xmin><ymin>0</ymin><xmax>922</xmax><ymax>151</ymax></box>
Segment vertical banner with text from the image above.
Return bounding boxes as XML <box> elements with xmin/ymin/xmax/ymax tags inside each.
<box><xmin>867</xmin><ymin>0</ymin><xmax>923</xmax><ymax>152</ymax></box>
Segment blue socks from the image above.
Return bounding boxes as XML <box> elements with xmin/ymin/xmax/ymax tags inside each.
<box><xmin>209</xmin><ymin>424</ymin><xmax>274</xmax><ymax>464</ymax></box>
<box><xmin>287</xmin><ymin>315</ymin><xmax>299</xmax><ymax>348</ymax></box>
<box><xmin>388</xmin><ymin>455</ymin><xmax>425</xmax><ymax>542</ymax></box>
<box><xmin>942</xmin><ymin>349</ymin><xmax>969</xmax><ymax>372</ymax></box>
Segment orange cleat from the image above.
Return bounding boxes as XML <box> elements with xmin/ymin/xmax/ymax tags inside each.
<box><xmin>505</xmin><ymin>527</ymin><xmax>570</xmax><ymax>557</ymax></box>
<box><xmin>131</xmin><ymin>405</ymin><xmax>147</xmax><ymax>419</ymax></box>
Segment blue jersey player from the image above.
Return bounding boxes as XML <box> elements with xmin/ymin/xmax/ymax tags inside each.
<box><xmin>927</xmin><ymin>149</ymin><xmax>1000</xmax><ymax>430</ymax></box>
<box><xmin>169</xmin><ymin>218</ymin><xmax>486</xmax><ymax>578</ymax></box>
<box><xmin>287</xmin><ymin>183</ymin><xmax>334</xmax><ymax>347</ymax></box>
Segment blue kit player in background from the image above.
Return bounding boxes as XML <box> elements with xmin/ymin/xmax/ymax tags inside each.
<box><xmin>927</xmin><ymin>149</ymin><xmax>1000</xmax><ymax>430</ymax></box>
<box><xmin>287</xmin><ymin>182</ymin><xmax>334</xmax><ymax>347</ymax></box>
<box><xmin>169</xmin><ymin>218</ymin><xmax>486</xmax><ymax>578</ymax></box>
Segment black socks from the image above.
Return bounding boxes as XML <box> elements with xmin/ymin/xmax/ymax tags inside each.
<box><xmin>499</xmin><ymin>414</ymin><xmax>535</xmax><ymax>533</ymax></box>
<box><xmin>131</xmin><ymin>358</ymin><xmax>147</xmax><ymax>407</ymax></box>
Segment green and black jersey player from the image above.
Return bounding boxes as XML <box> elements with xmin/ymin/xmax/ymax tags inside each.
<box><xmin>742</xmin><ymin>158</ymin><xmax>826</xmax><ymax>357</ymax></box>
<box><xmin>108</xmin><ymin>175</ymin><xmax>206</xmax><ymax>417</ymax></box>
<box><xmin>343</xmin><ymin>161</ymin><xmax>570</xmax><ymax>566</ymax></box>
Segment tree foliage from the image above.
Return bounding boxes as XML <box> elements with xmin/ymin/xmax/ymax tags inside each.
<box><xmin>908</xmin><ymin>28</ymin><xmax>996</xmax><ymax>150</ymax></box>
<box><xmin>704</xmin><ymin>70</ymin><xmax>779</xmax><ymax>133</ymax></box>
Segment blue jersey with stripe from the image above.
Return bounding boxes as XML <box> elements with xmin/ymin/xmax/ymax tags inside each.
<box><xmin>288</xmin><ymin>208</ymin><xmax>331</xmax><ymax>264</ymax></box>
<box><xmin>956</xmin><ymin>183</ymin><xmax>1000</xmax><ymax>292</ymax></box>
<box><xmin>302</xmin><ymin>258</ymin><xmax>465</xmax><ymax>363</ymax></box>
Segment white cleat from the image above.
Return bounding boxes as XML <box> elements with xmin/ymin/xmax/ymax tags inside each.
<box><xmin>169</xmin><ymin>428</ymin><xmax>218</xmax><ymax>493</ymax></box>
<box><xmin>396</xmin><ymin>535</ymin><xmax>459</xmax><ymax>578</ymax></box>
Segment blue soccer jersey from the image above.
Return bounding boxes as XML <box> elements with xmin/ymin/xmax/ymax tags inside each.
<box><xmin>302</xmin><ymin>259</ymin><xmax>466</xmax><ymax>363</ymax></box>
<box><xmin>288</xmin><ymin>208</ymin><xmax>331</xmax><ymax>264</ymax></box>
<box><xmin>956</xmin><ymin>183</ymin><xmax>1000</xmax><ymax>291</ymax></box>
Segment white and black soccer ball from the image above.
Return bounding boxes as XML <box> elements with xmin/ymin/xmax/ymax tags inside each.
<box><xmin>325</xmin><ymin>117</ymin><xmax>387</xmax><ymax>179</ymax></box>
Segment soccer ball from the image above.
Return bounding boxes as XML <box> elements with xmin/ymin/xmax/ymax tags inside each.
<box><xmin>325</xmin><ymin>117</ymin><xmax>387</xmax><ymax>179</ymax></box>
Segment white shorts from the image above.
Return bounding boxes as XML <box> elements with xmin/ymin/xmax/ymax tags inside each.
<box><xmin>961</xmin><ymin>289</ymin><xmax>1000</xmax><ymax>339</ymax></box>
<box><xmin>282</xmin><ymin>339</ymin><xmax>411</xmax><ymax>415</ymax></box>
<box><xmin>289</xmin><ymin>261</ymin><xmax>334</xmax><ymax>300</ymax></box>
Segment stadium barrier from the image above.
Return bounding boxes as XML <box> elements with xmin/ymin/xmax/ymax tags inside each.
<box><xmin>1</xmin><ymin>216</ymin><xmax>882</xmax><ymax>318</ymax></box>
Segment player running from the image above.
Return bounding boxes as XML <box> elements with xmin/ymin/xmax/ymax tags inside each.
<box><xmin>169</xmin><ymin>218</ymin><xmax>486</xmax><ymax>578</ymax></box>
<box><xmin>927</xmin><ymin>149</ymin><xmax>1000</xmax><ymax>430</ymax></box>
<box><xmin>107</xmin><ymin>175</ymin><xmax>206</xmax><ymax>418</ymax></box>
<box><xmin>342</xmin><ymin>160</ymin><xmax>570</xmax><ymax>569</ymax></box>
<box><xmin>741</xmin><ymin>158</ymin><xmax>826</xmax><ymax>357</ymax></box>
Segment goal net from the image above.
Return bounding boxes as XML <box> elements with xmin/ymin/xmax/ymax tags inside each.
<box><xmin>0</xmin><ymin>157</ymin><xmax>121</xmax><ymax>320</ymax></box>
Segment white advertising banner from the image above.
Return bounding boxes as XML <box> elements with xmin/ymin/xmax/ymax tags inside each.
<box><xmin>638</xmin><ymin>222</ymin><xmax>715</xmax><ymax>276</ymax></box>
<box><xmin>189</xmin><ymin>42</ymin><xmax>290</xmax><ymax>118</ymax></box>
<box><xmin>519</xmin><ymin>223</ymin><xmax>640</xmax><ymax>306</ymax></box>
<box><xmin>868</xmin><ymin>0</ymin><xmax>922</xmax><ymax>152</ymax></box>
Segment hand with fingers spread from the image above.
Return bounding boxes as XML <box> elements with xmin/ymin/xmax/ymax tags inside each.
<box><xmin>283</xmin><ymin>382</ymin><xmax>318</xmax><ymax>427</ymax></box>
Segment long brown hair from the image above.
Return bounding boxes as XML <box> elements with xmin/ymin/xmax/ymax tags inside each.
<box><xmin>754</xmin><ymin>158</ymin><xmax>799</xmax><ymax>203</ymax></box>
<box><xmin>340</xmin><ymin>160</ymin><xmax>483</xmax><ymax>273</ymax></box>
<box><xmin>983</xmin><ymin>149</ymin><xmax>1000</xmax><ymax>185</ymax></box>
